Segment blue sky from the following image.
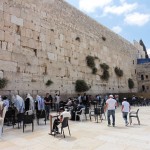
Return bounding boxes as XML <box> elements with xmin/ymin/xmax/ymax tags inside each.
<box><xmin>65</xmin><ymin>0</ymin><xmax>150</xmax><ymax>55</ymax></box>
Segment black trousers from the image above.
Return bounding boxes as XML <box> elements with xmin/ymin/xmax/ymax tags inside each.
<box><xmin>53</xmin><ymin>118</ymin><xmax>60</xmax><ymax>131</ymax></box>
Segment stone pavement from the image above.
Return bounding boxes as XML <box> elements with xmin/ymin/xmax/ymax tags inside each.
<box><xmin>0</xmin><ymin>106</ymin><xmax>150</xmax><ymax>150</ymax></box>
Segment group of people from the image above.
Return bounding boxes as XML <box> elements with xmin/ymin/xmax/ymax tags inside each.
<box><xmin>105</xmin><ymin>95</ymin><xmax>130</xmax><ymax>127</ymax></box>
<box><xmin>0</xmin><ymin>92</ymin><xmax>138</xmax><ymax>137</ymax></box>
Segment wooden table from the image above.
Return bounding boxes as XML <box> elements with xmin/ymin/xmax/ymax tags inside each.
<box><xmin>49</xmin><ymin>113</ymin><xmax>59</xmax><ymax>135</ymax></box>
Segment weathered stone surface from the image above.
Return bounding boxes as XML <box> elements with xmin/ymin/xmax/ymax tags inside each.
<box><xmin>0</xmin><ymin>60</ymin><xmax>17</xmax><ymax>72</ymax></box>
<box><xmin>0</xmin><ymin>30</ymin><xmax>4</xmax><ymax>41</ymax></box>
<box><xmin>0</xmin><ymin>0</ymin><xmax>146</xmax><ymax>95</ymax></box>
<box><xmin>11</xmin><ymin>15</ymin><xmax>23</xmax><ymax>26</ymax></box>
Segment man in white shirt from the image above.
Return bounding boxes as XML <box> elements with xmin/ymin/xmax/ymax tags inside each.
<box><xmin>122</xmin><ymin>98</ymin><xmax>130</xmax><ymax>126</ymax></box>
<box><xmin>52</xmin><ymin>108</ymin><xmax>71</xmax><ymax>133</ymax></box>
<box><xmin>105</xmin><ymin>95</ymin><xmax>117</xmax><ymax>127</ymax></box>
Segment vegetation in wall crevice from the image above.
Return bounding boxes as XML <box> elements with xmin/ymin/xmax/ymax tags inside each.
<box><xmin>86</xmin><ymin>55</ymin><xmax>98</xmax><ymax>74</ymax></box>
<box><xmin>114</xmin><ymin>67</ymin><xmax>123</xmax><ymax>77</ymax></box>
<box><xmin>75</xmin><ymin>80</ymin><xmax>89</xmax><ymax>92</ymax></box>
<box><xmin>128</xmin><ymin>78</ymin><xmax>134</xmax><ymax>89</ymax></box>
<box><xmin>100</xmin><ymin>63</ymin><xmax>110</xmax><ymax>81</ymax></box>
<box><xmin>45</xmin><ymin>80</ymin><xmax>53</xmax><ymax>86</ymax></box>
<box><xmin>0</xmin><ymin>78</ymin><xmax>8</xmax><ymax>89</ymax></box>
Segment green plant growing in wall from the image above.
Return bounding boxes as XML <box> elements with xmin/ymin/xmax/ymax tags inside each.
<box><xmin>114</xmin><ymin>67</ymin><xmax>123</xmax><ymax>77</ymax></box>
<box><xmin>75</xmin><ymin>80</ymin><xmax>89</xmax><ymax>92</ymax></box>
<box><xmin>86</xmin><ymin>55</ymin><xmax>98</xmax><ymax>74</ymax></box>
<box><xmin>0</xmin><ymin>78</ymin><xmax>8</xmax><ymax>89</ymax></box>
<box><xmin>45</xmin><ymin>80</ymin><xmax>53</xmax><ymax>86</ymax></box>
<box><xmin>86</xmin><ymin>56</ymin><xmax>95</xmax><ymax>69</ymax></box>
<box><xmin>128</xmin><ymin>78</ymin><xmax>134</xmax><ymax>89</ymax></box>
<box><xmin>92</xmin><ymin>67</ymin><xmax>97</xmax><ymax>74</ymax></box>
<box><xmin>100</xmin><ymin>63</ymin><xmax>110</xmax><ymax>81</ymax></box>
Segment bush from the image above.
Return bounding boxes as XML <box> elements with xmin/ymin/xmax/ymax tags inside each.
<box><xmin>128</xmin><ymin>78</ymin><xmax>134</xmax><ymax>89</ymax></box>
<box><xmin>100</xmin><ymin>63</ymin><xmax>110</xmax><ymax>81</ymax></box>
<box><xmin>101</xmin><ymin>70</ymin><xmax>109</xmax><ymax>81</ymax></box>
<box><xmin>75</xmin><ymin>80</ymin><xmax>89</xmax><ymax>92</ymax></box>
<box><xmin>0</xmin><ymin>78</ymin><xmax>8</xmax><ymax>89</ymax></box>
<box><xmin>86</xmin><ymin>56</ymin><xmax>95</xmax><ymax>69</ymax></box>
<box><xmin>92</xmin><ymin>67</ymin><xmax>97</xmax><ymax>74</ymax></box>
<box><xmin>100</xmin><ymin>63</ymin><xmax>109</xmax><ymax>70</ymax></box>
<box><xmin>114</xmin><ymin>67</ymin><xmax>123</xmax><ymax>77</ymax></box>
<box><xmin>45</xmin><ymin>80</ymin><xmax>53</xmax><ymax>86</ymax></box>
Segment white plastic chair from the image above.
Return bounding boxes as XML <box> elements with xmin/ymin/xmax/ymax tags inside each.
<box><xmin>75</xmin><ymin>108</ymin><xmax>85</xmax><ymax>122</ymax></box>
<box><xmin>0</xmin><ymin>106</ymin><xmax>7</xmax><ymax>138</ymax></box>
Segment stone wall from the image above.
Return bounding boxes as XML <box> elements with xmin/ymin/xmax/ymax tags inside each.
<box><xmin>137</xmin><ymin>63</ymin><xmax>150</xmax><ymax>93</ymax></box>
<box><xmin>0</xmin><ymin>0</ymin><xmax>145</xmax><ymax>97</ymax></box>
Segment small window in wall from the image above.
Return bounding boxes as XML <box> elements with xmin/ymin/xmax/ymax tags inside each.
<box><xmin>142</xmin><ymin>85</ymin><xmax>145</xmax><ymax>91</ymax></box>
<box><xmin>141</xmin><ymin>75</ymin><xmax>144</xmax><ymax>80</ymax></box>
<box><xmin>146</xmin><ymin>75</ymin><xmax>148</xmax><ymax>79</ymax></box>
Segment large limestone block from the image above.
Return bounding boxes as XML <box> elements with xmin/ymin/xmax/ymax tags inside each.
<box><xmin>0</xmin><ymin>30</ymin><xmax>4</xmax><ymax>40</ymax></box>
<box><xmin>0</xmin><ymin>60</ymin><xmax>17</xmax><ymax>72</ymax></box>
<box><xmin>0</xmin><ymin>20</ymin><xmax>4</xmax><ymax>30</ymax></box>
<box><xmin>11</xmin><ymin>15</ymin><xmax>23</xmax><ymax>26</ymax></box>
<box><xmin>0</xmin><ymin>2</ymin><xmax>3</xmax><ymax>11</ymax></box>
<box><xmin>0</xmin><ymin>51</ymin><xmax>12</xmax><ymax>61</ymax></box>
<box><xmin>4</xmin><ymin>31</ymin><xmax>15</xmax><ymax>43</ymax></box>
<box><xmin>22</xmin><ymin>73</ymin><xmax>32</xmax><ymax>82</ymax></box>
<box><xmin>26</xmin><ymin>29</ymin><xmax>33</xmax><ymax>38</ymax></box>
<box><xmin>17</xmin><ymin>63</ymin><xmax>26</xmax><ymax>73</ymax></box>
<box><xmin>27</xmin><ymin>39</ymin><xmax>35</xmax><ymax>49</ymax></box>
<box><xmin>10</xmin><ymin>7</ymin><xmax>21</xmax><ymax>18</ymax></box>
<box><xmin>22</xmin><ymin>47</ymin><xmax>35</xmax><ymax>57</ymax></box>
<box><xmin>15</xmin><ymin>34</ymin><xmax>21</xmax><ymax>45</ymax></box>
<box><xmin>11</xmin><ymin>53</ymin><xmax>27</xmax><ymax>63</ymax></box>
<box><xmin>0</xmin><ymin>70</ymin><xmax>3</xmax><ymax>78</ymax></box>
<box><xmin>47</xmin><ymin>52</ymin><xmax>57</xmax><ymax>61</ymax></box>
<box><xmin>4</xmin><ymin>12</ymin><xmax>11</xmax><ymax>23</ymax></box>
<box><xmin>21</xmin><ymin>36</ymin><xmax>29</xmax><ymax>47</ymax></box>
<box><xmin>25</xmin><ymin>65</ymin><xmax>39</xmax><ymax>74</ymax></box>
<box><xmin>2</xmin><ymin>41</ymin><xmax>7</xmax><ymax>50</ymax></box>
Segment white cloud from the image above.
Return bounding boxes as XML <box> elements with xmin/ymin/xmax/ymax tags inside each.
<box><xmin>104</xmin><ymin>2</ymin><xmax>138</xmax><ymax>15</ymax></box>
<box><xmin>79</xmin><ymin>0</ymin><xmax>112</xmax><ymax>13</ymax></box>
<box><xmin>124</xmin><ymin>12</ymin><xmax>150</xmax><ymax>26</ymax></box>
<box><xmin>112</xmin><ymin>26</ymin><xmax>122</xmax><ymax>34</ymax></box>
<box><xmin>120</xmin><ymin>0</ymin><xmax>126</xmax><ymax>3</ymax></box>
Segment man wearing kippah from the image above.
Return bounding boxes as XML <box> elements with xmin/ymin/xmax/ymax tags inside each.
<box><xmin>122</xmin><ymin>98</ymin><xmax>130</xmax><ymax>126</ymax></box>
<box><xmin>105</xmin><ymin>95</ymin><xmax>117</xmax><ymax>127</ymax></box>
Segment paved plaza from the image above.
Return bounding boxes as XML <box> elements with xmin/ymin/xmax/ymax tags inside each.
<box><xmin>0</xmin><ymin>106</ymin><xmax>150</xmax><ymax>150</ymax></box>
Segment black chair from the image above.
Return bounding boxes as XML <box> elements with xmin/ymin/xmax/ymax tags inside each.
<box><xmin>129</xmin><ymin>109</ymin><xmax>140</xmax><ymax>125</ymax></box>
<box><xmin>36</xmin><ymin>110</ymin><xmax>46</xmax><ymax>125</ymax></box>
<box><xmin>5</xmin><ymin>107</ymin><xmax>15</xmax><ymax>126</ymax></box>
<box><xmin>60</xmin><ymin>117</ymin><xmax>71</xmax><ymax>138</ymax></box>
<box><xmin>13</xmin><ymin>113</ymin><xmax>24</xmax><ymax>129</ymax></box>
<box><xmin>23</xmin><ymin>112</ymin><xmax>34</xmax><ymax>132</ymax></box>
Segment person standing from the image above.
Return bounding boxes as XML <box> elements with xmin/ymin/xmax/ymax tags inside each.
<box><xmin>105</xmin><ymin>95</ymin><xmax>117</xmax><ymax>127</ymax></box>
<box><xmin>122</xmin><ymin>98</ymin><xmax>130</xmax><ymax>126</ymax></box>
<box><xmin>44</xmin><ymin>93</ymin><xmax>51</xmax><ymax>120</ymax></box>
